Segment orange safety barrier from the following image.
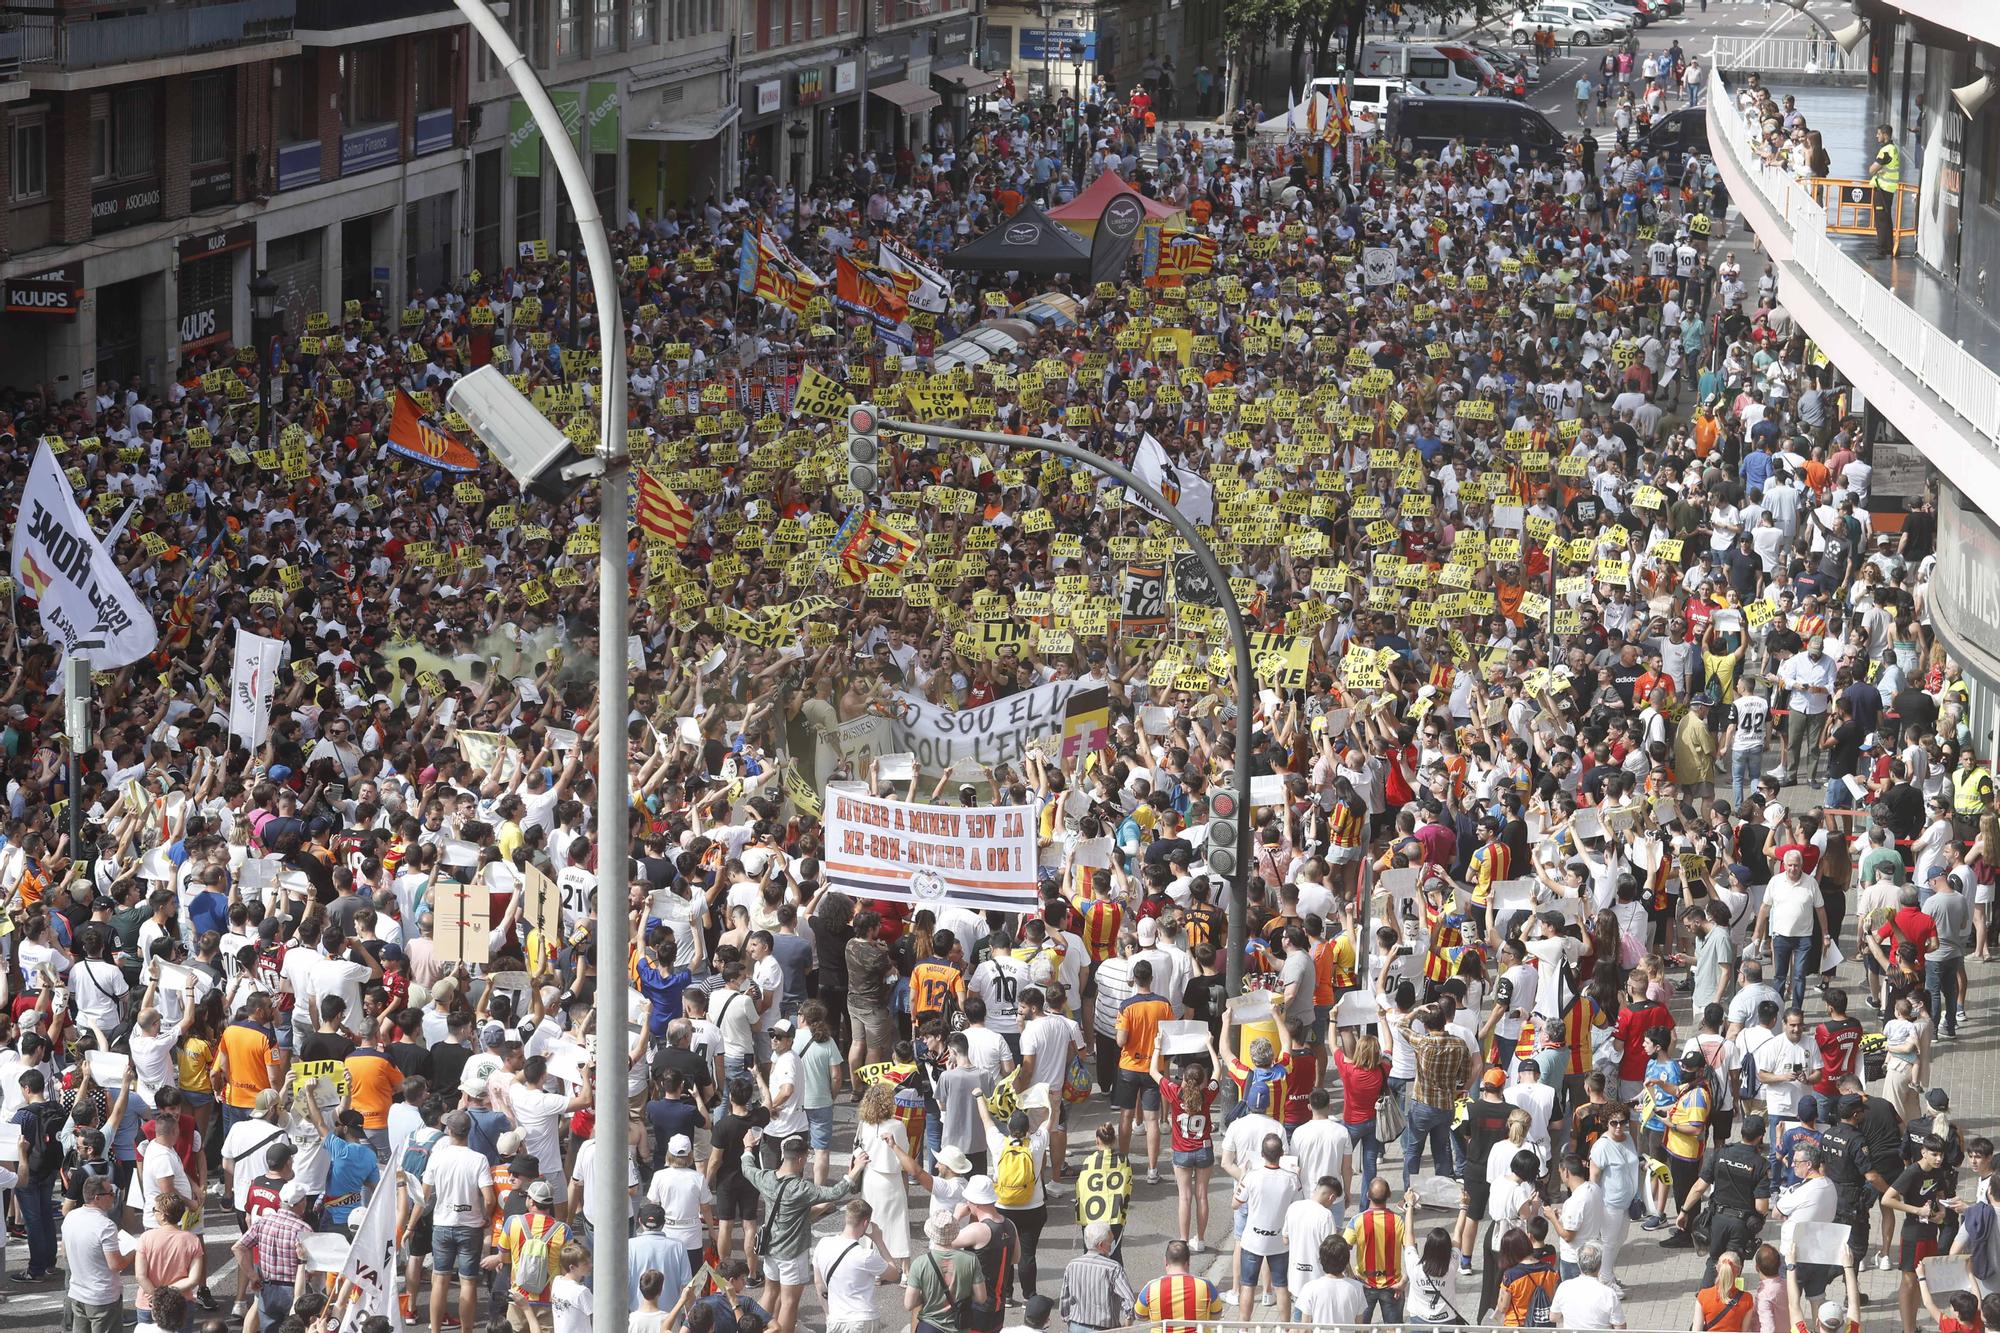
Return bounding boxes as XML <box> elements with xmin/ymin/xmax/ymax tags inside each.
<box><xmin>1804</xmin><ymin>177</ymin><xmax>1920</xmax><ymax>240</ymax></box>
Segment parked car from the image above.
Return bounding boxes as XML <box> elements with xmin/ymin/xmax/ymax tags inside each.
<box><xmin>1506</xmin><ymin>4</ymin><xmax>1627</xmax><ymax>46</ymax></box>
<box><xmin>1639</xmin><ymin>105</ymin><xmax>1709</xmax><ymax>162</ymax></box>
<box><xmin>1472</xmin><ymin>42</ymin><xmax>1538</xmax><ymax>87</ymax></box>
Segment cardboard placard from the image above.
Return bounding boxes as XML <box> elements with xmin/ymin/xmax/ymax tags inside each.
<box><xmin>431</xmin><ymin>878</ymin><xmax>491</xmax><ymax>965</ymax></box>
<box><xmin>1158</xmin><ymin>1020</ymin><xmax>1211</xmax><ymax>1057</ymax></box>
<box><xmin>1334</xmin><ymin>991</ymin><xmax>1378</xmax><ymax>1029</ymax></box>
<box><xmin>1789</xmin><ymin>1220</ymin><xmax>1851</xmax><ymax>1267</ymax></box>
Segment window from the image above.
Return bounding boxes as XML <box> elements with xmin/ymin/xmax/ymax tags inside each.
<box><xmin>556</xmin><ymin>0</ymin><xmax>584</xmax><ymax>59</ymax></box>
<box><xmin>632</xmin><ymin>0</ymin><xmax>657</xmax><ymax>44</ymax></box>
<box><xmin>766</xmin><ymin>0</ymin><xmax>783</xmax><ymax>50</ymax></box>
<box><xmin>9</xmin><ymin>110</ymin><xmax>45</xmax><ymax>202</ymax></box>
<box><xmin>979</xmin><ymin>24</ymin><xmax>1009</xmax><ymax>66</ymax></box>
<box><xmin>1410</xmin><ymin>57</ymin><xmax>1449</xmax><ymax>81</ymax></box>
<box><xmin>594</xmin><ymin>0</ymin><xmax>620</xmax><ymax>52</ymax></box>
<box><xmin>811</xmin><ymin>0</ymin><xmax>823</xmax><ymax>39</ymax></box>
<box><xmin>790</xmin><ymin>0</ymin><xmax>804</xmax><ymax>41</ymax></box>
<box><xmin>835</xmin><ymin>0</ymin><xmax>850</xmax><ymax>32</ymax></box>
<box><xmin>274</xmin><ymin>57</ymin><xmax>312</xmax><ymax>143</ymax></box>
<box><xmin>188</xmin><ymin>74</ymin><xmax>230</xmax><ymax>166</ymax></box>
<box><xmin>93</xmin><ymin>87</ymin><xmax>157</xmax><ymax>183</ymax></box>
<box><xmin>340</xmin><ymin>46</ymin><xmax>396</xmax><ymax>126</ymax></box>
<box><xmin>414</xmin><ymin>35</ymin><xmax>453</xmax><ymax>112</ymax></box>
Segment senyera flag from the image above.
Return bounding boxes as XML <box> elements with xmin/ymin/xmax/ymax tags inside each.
<box><xmin>386</xmin><ymin>391</ymin><xmax>480</xmax><ymax>474</ymax></box>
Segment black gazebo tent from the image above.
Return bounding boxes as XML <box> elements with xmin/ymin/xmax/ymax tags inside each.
<box><xmin>939</xmin><ymin>203</ymin><xmax>1093</xmax><ymax>274</ymax></box>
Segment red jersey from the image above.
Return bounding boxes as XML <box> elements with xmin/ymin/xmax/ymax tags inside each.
<box><xmin>1159</xmin><ymin>1077</ymin><xmax>1218</xmax><ymax>1152</ymax></box>
<box><xmin>1281</xmin><ymin>1050</ymin><xmax>1319</xmax><ymax>1127</ymax></box>
<box><xmin>1614</xmin><ymin>1001</ymin><xmax>1673</xmax><ymax>1080</ymax></box>
<box><xmin>1814</xmin><ymin>1018</ymin><xmax>1864</xmax><ymax>1094</ymax></box>
<box><xmin>1081</xmin><ymin>899</ymin><xmax>1124</xmax><ymax>964</ymax></box>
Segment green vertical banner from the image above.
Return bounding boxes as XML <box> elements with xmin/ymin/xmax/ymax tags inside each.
<box><xmin>551</xmin><ymin>89</ymin><xmax>585</xmax><ymax>155</ymax></box>
<box><xmin>587</xmin><ymin>82</ymin><xmax>620</xmax><ymax>156</ymax></box>
<box><xmin>506</xmin><ymin>100</ymin><xmax>540</xmax><ymax>178</ymax></box>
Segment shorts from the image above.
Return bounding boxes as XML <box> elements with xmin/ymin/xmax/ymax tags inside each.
<box><xmin>806</xmin><ymin>1106</ymin><xmax>835</xmax><ymax>1150</ymax></box>
<box><xmin>409</xmin><ymin>1212</ymin><xmax>434</xmax><ymax>1259</ymax></box>
<box><xmin>1331</xmin><ymin>845</ymin><xmax>1362</xmax><ymax>865</ymax></box>
<box><xmin>1238</xmin><ymin>1247</ymin><xmax>1289</xmax><ymax>1288</ymax></box>
<box><xmin>1464</xmin><ymin>1175</ymin><xmax>1491</xmax><ymax>1219</ymax></box>
<box><xmin>716</xmin><ymin>1177</ymin><xmax>761</xmax><ymax>1222</ymax></box>
<box><xmin>1173</xmin><ymin>1147</ymin><xmax>1215</xmax><ymax>1170</ymax></box>
<box><xmin>181</xmin><ymin>1089</ymin><xmax>214</xmax><ymax>1110</ymax></box>
<box><xmin>763</xmin><ymin>1250</ymin><xmax>812</xmax><ymax>1286</ymax></box>
<box><xmin>432</xmin><ymin>1224</ymin><xmax>484</xmax><ymax>1279</ymax></box>
<box><xmin>1978</xmin><ymin>881</ymin><xmax>1996</xmax><ymax>907</ymax></box>
<box><xmin>1113</xmin><ymin>1069</ymin><xmax>1160</xmax><ymax>1112</ymax></box>
<box><xmin>1900</xmin><ymin>1230</ymin><xmax>1940</xmax><ymax>1270</ymax></box>
<box><xmin>1312</xmin><ymin>1004</ymin><xmax>1332</xmax><ymax>1046</ymax></box>
<box><xmin>849</xmin><ymin>1002</ymin><xmax>894</xmax><ymax>1052</ymax></box>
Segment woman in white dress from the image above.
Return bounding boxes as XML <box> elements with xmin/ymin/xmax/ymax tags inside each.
<box><xmin>854</xmin><ymin>1082</ymin><xmax>920</xmax><ymax>1260</ymax></box>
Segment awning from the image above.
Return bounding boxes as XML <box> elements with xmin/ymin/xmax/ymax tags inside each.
<box><xmin>870</xmin><ymin>79</ymin><xmax>942</xmax><ymax>115</ymax></box>
<box><xmin>628</xmin><ymin>104</ymin><xmax>742</xmax><ymax>142</ymax></box>
<box><xmin>932</xmin><ymin>64</ymin><xmax>1002</xmax><ymax>95</ymax></box>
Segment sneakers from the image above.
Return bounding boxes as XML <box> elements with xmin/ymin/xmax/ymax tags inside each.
<box><xmin>1262</xmin><ymin>1290</ymin><xmax>1277</xmax><ymax>1307</ymax></box>
<box><xmin>1876</xmin><ymin>1253</ymin><xmax>1894</xmax><ymax>1271</ymax></box>
<box><xmin>1146</xmin><ymin>1167</ymin><xmax>1162</xmax><ymax>1185</ymax></box>
<box><xmin>1640</xmin><ymin>1213</ymin><xmax>1669</xmax><ymax>1231</ymax></box>
<box><xmin>1661</xmin><ymin>1231</ymin><xmax>1694</xmax><ymax>1249</ymax></box>
<box><xmin>1190</xmin><ymin>1238</ymin><xmax>1207</xmax><ymax>1254</ymax></box>
<box><xmin>1459</xmin><ymin>1256</ymin><xmax>1475</xmax><ymax>1275</ymax></box>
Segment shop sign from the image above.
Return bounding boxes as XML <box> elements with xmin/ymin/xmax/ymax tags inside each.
<box><xmin>835</xmin><ymin>61</ymin><xmax>857</xmax><ymax>94</ymax></box>
<box><xmin>756</xmin><ymin>80</ymin><xmax>782</xmax><ymax>115</ymax></box>
<box><xmin>3</xmin><ymin>267</ymin><xmax>81</xmax><ymax>319</ymax></box>
<box><xmin>797</xmin><ymin>69</ymin><xmax>825</xmax><ymax>106</ymax></box>
<box><xmin>340</xmin><ymin>122</ymin><xmax>400</xmax><ymax>175</ymax></box>
<box><xmin>178</xmin><ymin>223</ymin><xmax>254</xmax><ymax>265</ymax></box>
<box><xmin>189</xmin><ymin>164</ymin><xmax>234</xmax><ymax>211</ymax></box>
<box><xmin>91</xmin><ymin>179</ymin><xmax>163</xmax><ymax>235</ymax></box>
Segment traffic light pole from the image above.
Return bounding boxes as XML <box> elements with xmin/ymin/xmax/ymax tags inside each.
<box><xmin>871</xmin><ymin>412</ymin><xmax>1259</xmax><ymax>996</ymax></box>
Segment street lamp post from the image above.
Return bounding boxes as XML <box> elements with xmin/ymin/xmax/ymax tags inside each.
<box><xmin>873</xmin><ymin>414</ymin><xmax>1259</xmax><ymax>995</ymax></box>
<box><xmin>787</xmin><ymin>116</ymin><xmax>809</xmax><ymax>237</ymax></box>
<box><xmin>249</xmin><ymin>273</ymin><xmax>278</xmax><ymax>451</ymax></box>
<box><xmin>451</xmin><ymin>7</ymin><xmax>631</xmax><ymax>1332</ymax></box>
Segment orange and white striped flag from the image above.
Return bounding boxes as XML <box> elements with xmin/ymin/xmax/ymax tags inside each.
<box><xmin>635</xmin><ymin>470</ymin><xmax>694</xmax><ymax>547</ymax></box>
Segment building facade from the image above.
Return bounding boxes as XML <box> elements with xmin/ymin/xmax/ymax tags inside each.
<box><xmin>1708</xmin><ymin>0</ymin><xmax>2000</xmax><ymax>753</ymax></box>
<box><xmin>0</xmin><ymin>0</ymin><xmax>470</xmax><ymax>395</ymax></box>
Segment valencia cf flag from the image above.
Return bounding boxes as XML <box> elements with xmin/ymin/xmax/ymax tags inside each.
<box><xmin>385</xmin><ymin>392</ymin><xmax>480</xmax><ymax>474</ymax></box>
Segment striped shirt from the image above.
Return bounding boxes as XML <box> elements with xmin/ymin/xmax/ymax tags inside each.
<box><xmin>1136</xmin><ymin>1272</ymin><xmax>1224</xmax><ymax>1332</ymax></box>
<box><xmin>1059</xmin><ymin>1250</ymin><xmax>1136</xmax><ymax>1329</ymax></box>
<box><xmin>1468</xmin><ymin>842</ymin><xmax>1512</xmax><ymax>906</ymax></box>
<box><xmin>243</xmin><ymin>1207</ymin><xmax>311</xmax><ymax>1285</ymax></box>
<box><xmin>1081</xmin><ymin>899</ymin><xmax>1124</xmax><ymax>963</ymax></box>
<box><xmin>1409</xmin><ymin>1029</ymin><xmax>1472</xmax><ymax>1109</ymax></box>
<box><xmin>1329</xmin><ymin>798</ymin><xmax>1366</xmax><ymax>850</ymax></box>
<box><xmin>1347</xmin><ymin>1205</ymin><xmax>1406</xmax><ymax>1289</ymax></box>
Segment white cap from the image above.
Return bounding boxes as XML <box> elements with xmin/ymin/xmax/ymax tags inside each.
<box><xmin>1135</xmin><ymin>917</ymin><xmax>1159</xmax><ymax>945</ymax></box>
<box><xmin>742</xmin><ymin>848</ymin><xmax>770</xmax><ymax>876</ymax></box>
<box><xmin>668</xmin><ymin>1134</ymin><xmax>693</xmax><ymax>1159</ymax></box>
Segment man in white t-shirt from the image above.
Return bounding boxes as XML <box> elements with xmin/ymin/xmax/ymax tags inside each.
<box><xmin>813</xmin><ymin>1198</ymin><xmax>901</xmax><ymax>1333</ymax></box>
<box><xmin>1292</xmin><ymin>1232</ymin><xmax>1367</xmax><ymax>1323</ymax></box>
<box><xmin>420</xmin><ymin>1112</ymin><xmax>498</xmax><ymax>1333</ymax></box>
<box><xmin>1753</xmin><ymin>851</ymin><xmax>1828</xmax><ymax>1008</ymax></box>
<box><xmin>548</xmin><ymin>1245</ymin><xmax>593</xmax><ymax>1333</ymax></box>
<box><xmin>130</xmin><ymin>1114</ymin><xmax>193</xmax><ymax>1229</ymax></box>
<box><xmin>1235</xmin><ymin>1132</ymin><xmax>1300</xmax><ymax>1321</ymax></box>
<box><xmin>1751</xmin><ymin>1008</ymin><xmax>1819</xmax><ymax>1131</ymax></box>
<box><xmin>646</xmin><ymin>1135</ymin><xmax>715</xmax><ymax>1273</ymax></box>
<box><xmin>508</xmin><ymin>1054</ymin><xmax>593</xmax><ymax>1197</ymax></box>
<box><xmin>1283</xmin><ymin>1177</ymin><xmax>1340</xmax><ymax>1291</ymax></box>
<box><xmin>1549</xmin><ymin>1241</ymin><xmax>1626</xmax><ymax>1328</ymax></box>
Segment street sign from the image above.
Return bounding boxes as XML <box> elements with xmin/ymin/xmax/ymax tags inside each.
<box><xmin>1019</xmin><ymin>29</ymin><xmax>1097</xmax><ymax>62</ymax></box>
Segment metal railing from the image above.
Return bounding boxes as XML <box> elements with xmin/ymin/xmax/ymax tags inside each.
<box><xmin>17</xmin><ymin>0</ymin><xmax>294</xmax><ymax>69</ymax></box>
<box><xmin>1713</xmin><ymin>63</ymin><xmax>2000</xmax><ymax>451</ymax></box>
<box><xmin>1707</xmin><ymin>33</ymin><xmax>1858</xmax><ymax>73</ymax></box>
<box><xmin>295</xmin><ymin>0</ymin><xmax>456</xmax><ymax>27</ymax></box>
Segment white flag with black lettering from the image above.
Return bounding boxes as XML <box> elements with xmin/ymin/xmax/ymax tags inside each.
<box><xmin>336</xmin><ymin>1176</ymin><xmax>403</xmax><ymax>1329</ymax></box>
<box><xmin>10</xmin><ymin>442</ymin><xmax>156</xmax><ymax>669</ymax></box>
<box><xmin>228</xmin><ymin>629</ymin><xmax>285</xmax><ymax>748</ymax></box>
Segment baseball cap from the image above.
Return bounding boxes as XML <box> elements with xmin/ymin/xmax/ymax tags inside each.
<box><xmin>1817</xmin><ymin>1301</ymin><xmax>1848</xmax><ymax>1332</ymax></box>
<box><xmin>527</xmin><ymin>1180</ymin><xmax>555</xmax><ymax>1205</ymax></box>
<box><xmin>770</xmin><ymin>1019</ymin><xmax>795</xmax><ymax>1039</ymax></box>
<box><xmin>1135</xmin><ymin>917</ymin><xmax>1159</xmax><ymax>945</ymax></box>
<box><xmin>668</xmin><ymin>1134</ymin><xmax>694</xmax><ymax>1159</ymax></box>
<box><xmin>253</xmin><ymin>1089</ymin><xmax>282</xmax><ymax>1116</ymax></box>
<box><xmin>963</xmin><ymin>1175</ymin><xmax>999</xmax><ymax>1206</ymax></box>
<box><xmin>1928</xmin><ymin>1088</ymin><xmax>1951</xmax><ymax>1111</ymax></box>
<box><xmin>281</xmin><ymin>1180</ymin><xmax>312</xmax><ymax>1207</ymax></box>
<box><xmin>1482</xmin><ymin>1068</ymin><xmax>1508</xmax><ymax>1089</ymax></box>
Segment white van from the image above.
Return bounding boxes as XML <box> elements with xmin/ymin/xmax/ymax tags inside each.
<box><xmin>1304</xmin><ymin>75</ymin><xmax>1403</xmax><ymax>129</ymax></box>
<box><xmin>1356</xmin><ymin>42</ymin><xmax>1500</xmax><ymax>98</ymax></box>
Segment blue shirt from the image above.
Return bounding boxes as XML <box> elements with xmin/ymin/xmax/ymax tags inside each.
<box><xmin>187</xmin><ymin>889</ymin><xmax>230</xmax><ymax>940</ymax></box>
<box><xmin>635</xmin><ymin>958</ymin><xmax>692</xmax><ymax>1036</ymax></box>
<box><xmin>323</xmin><ymin>1135</ymin><xmax>380</xmax><ymax>1224</ymax></box>
<box><xmin>630</xmin><ymin>1231</ymin><xmax>692</xmax><ymax>1304</ymax></box>
<box><xmin>695</xmin><ymin>1292</ymin><xmax>769</xmax><ymax>1333</ymax></box>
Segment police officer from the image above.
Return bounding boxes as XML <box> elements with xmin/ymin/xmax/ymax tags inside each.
<box><xmin>1951</xmin><ymin>747</ymin><xmax>1993</xmax><ymax>842</ymax></box>
<box><xmin>1818</xmin><ymin>1094</ymin><xmax>1875</xmax><ymax>1271</ymax></box>
<box><xmin>1870</xmin><ymin>123</ymin><xmax>1902</xmax><ymax>259</ymax></box>
<box><xmin>1675</xmin><ymin>1114</ymin><xmax>1773</xmax><ymax>1288</ymax></box>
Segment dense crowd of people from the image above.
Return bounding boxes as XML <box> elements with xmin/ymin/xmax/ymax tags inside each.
<box><xmin>0</xmin><ymin>22</ymin><xmax>1989</xmax><ymax>1333</ymax></box>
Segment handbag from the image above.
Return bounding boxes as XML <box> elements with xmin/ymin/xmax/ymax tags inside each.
<box><xmin>1375</xmin><ymin>1087</ymin><xmax>1406</xmax><ymax>1143</ymax></box>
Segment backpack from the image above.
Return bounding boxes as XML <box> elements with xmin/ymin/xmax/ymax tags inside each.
<box><xmin>402</xmin><ymin>1127</ymin><xmax>447</xmax><ymax>1200</ymax></box>
<box><xmin>995</xmin><ymin>1137</ymin><xmax>1036</xmax><ymax>1208</ymax></box>
<box><xmin>1519</xmin><ymin>1265</ymin><xmax>1559</xmax><ymax>1327</ymax></box>
<box><xmin>511</xmin><ymin>1214</ymin><xmax>560</xmax><ymax>1293</ymax></box>
<box><xmin>23</xmin><ymin>1104</ymin><xmax>63</xmax><ymax>1181</ymax></box>
<box><xmin>1224</xmin><ymin>1063</ymin><xmax>1286</xmax><ymax>1126</ymax></box>
<box><xmin>1737</xmin><ymin>1040</ymin><xmax>1762</xmax><ymax>1105</ymax></box>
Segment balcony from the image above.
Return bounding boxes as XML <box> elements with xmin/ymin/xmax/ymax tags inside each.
<box><xmin>295</xmin><ymin>0</ymin><xmax>465</xmax><ymax>44</ymax></box>
<box><xmin>1707</xmin><ymin>57</ymin><xmax>2000</xmax><ymax>505</ymax></box>
<box><xmin>17</xmin><ymin>0</ymin><xmax>298</xmax><ymax>86</ymax></box>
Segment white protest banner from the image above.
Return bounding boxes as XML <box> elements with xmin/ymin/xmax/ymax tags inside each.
<box><xmin>1158</xmin><ymin>1020</ymin><xmax>1211</xmax><ymax>1056</ymax></box>
<box><xmin>228</xmin><ymin>629</ymin><xmax>285</xmax><ymax>747</ymax></box>
<box><xmin>824</xmin><ymin>789</ymin><xmax>1040</xmax><ymax>913</ymax></box>
<box><xmin>12</xmin><ymin>442</ymin><xmax>157</xmax><ymax>668</ymax></box>
<box><xmin>303</xmin><ymin>1232</ymin><xmax>352</xmax><ymax>1275</ymax></box>
<box><xmin>455</xmin><ymin>731</ymin><xmax>521</xmax><ymax>784</ymax></box>
<box><xmin>1922</xmin><ymin>1255</ymin><xmax>1974</xmax><ymax>1296</ymax></box>
<box><xmin>839</xmin><ymin>682</ymin><xmax>1082</xmax><ymax>775</ymax></box>
<box><xmin>1788</xmin><ymin>1220</ymin><xmax>1851</xmax><ymax>1267</ymax></box>
<box><xmin>336</xmin><ymin>1177</ymin><xmax>401</xmax><ymax>1322</ymax></box>
<box><xmin>1334</xmin><ymin>991</ymin><xmax>1378</xmax><ymax>1029</ymax></box>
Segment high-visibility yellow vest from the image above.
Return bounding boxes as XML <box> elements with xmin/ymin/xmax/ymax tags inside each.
<box><xmin>1871</xmin><ymin>143</ymin><xmax>1902</xmax><ymax>193</ymax></box>
<box><xmin>1952</xmin><ymin>765</ymin><xmax>1991</xmax><ymax>818</ymax></box>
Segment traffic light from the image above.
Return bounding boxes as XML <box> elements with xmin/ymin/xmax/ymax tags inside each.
<box><xmin>1205</xmin><ymin>787</ymin><xmax>1239</xmax><ymax>879</ymax></box>
<box><xmin>846</xmin><ymin>402</ymin><xmax>880</xmax><ymax>493</ymax></box>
